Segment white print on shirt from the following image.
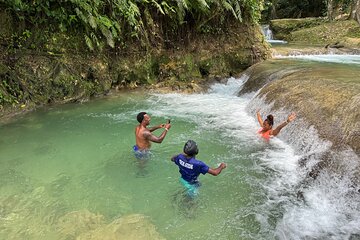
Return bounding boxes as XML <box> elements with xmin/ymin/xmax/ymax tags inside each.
<box><xmin>179</xmin><ymin>159</ymin><xmax>193</xmax><ymax>169</ymax></box>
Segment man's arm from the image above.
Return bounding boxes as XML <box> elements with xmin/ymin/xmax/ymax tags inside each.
<box><xmin>207</xmin><ymin>163</ymin><xmax>227</xmax><ymax>176</ymax></box>
<box><xmin>143</xmin><ymin>128</ymin><xmax>169</xmax><ymax>143</ymax></box>
<box><xmin>148</xmin><ymin>124</ymin><xmax>164</xmax><ymax>132</ymax></box>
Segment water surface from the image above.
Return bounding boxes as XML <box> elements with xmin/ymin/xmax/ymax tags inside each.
<box><xmin>1</xmin><ymin>59</ymin><xmax>359</xmax><ymax>239</ymax></box>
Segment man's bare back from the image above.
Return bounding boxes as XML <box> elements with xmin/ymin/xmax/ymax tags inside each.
<box><xmin>135</xmin><ymin>125</ymin><xmax>152</xmax><ymax>150</ymax></box>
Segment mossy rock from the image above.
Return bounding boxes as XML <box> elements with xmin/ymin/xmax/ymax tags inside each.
<box><xmin>270</xmin><ymin>18</ymin><xmax>325</xmax><ymax>40</ymax></box>
<box><xmin>198</xmin><ymin>59</ymin><xmax>212</xmax><ymax>77</ymax></box>
<box><xmin>0</xmin><ymin>63</ymin><xmax>9</xmax><ymax>75</ymax></box>
<box><xmin>224</xmin><ymin>52</ymin><xmax>252</xmax><ymax>75</ymax></box>
<box><xmin>241</xmin><ymin>58</ymin><xmax>360</xmax><ymax>153</ymax></box>
<box><xmin>270</xmin><ymin>19</ymin><xmax>360</xmax><ymax>47</ymax></box>
<box><xmin>0</xmin><ymin>10</ymin><xmax>14</xmax><ymax>41</ymax></box>
<box><xmin>45</xmin><ymin>32</ymin><xmax>86</xmax><ymax>54</ymax></box>
<box><xmin>289</xmin><ymin>20</ymin><xmax>360</xmax><ymax>45</ymax></box>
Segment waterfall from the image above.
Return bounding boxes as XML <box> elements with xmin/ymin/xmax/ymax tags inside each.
<box><xmin>240</xmin><ymin>56</ymin><xmax>360</xmax><ymax>239</ymax></box>
<box><xmin>261</xmin><ymin>24</ymin><xmax>288</xmax><ymax>44</ymax></box>
<box><xmin>261</xmin><ymin>24</ymin><xmax>274</xmax><ymax>41</ymax></box>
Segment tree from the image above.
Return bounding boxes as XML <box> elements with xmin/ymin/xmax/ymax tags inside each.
<box><xmin>261</xmin><ymin>0</ymin><xmax>326</xmax><ymax>20</ymax></box>
<box><xmin>326</xmin><ymin>0</ymin><xmax>354</xmax><ymax>21</ymax></box>
<box><xmin>348</xmin><ymin>0</ymin><xmax>360</xmax><ymax>24</ymax></box>
<box><xmin>327</xmin><ymin>0</ymin><xmax>335</xmax><ymax>20</ymax></box>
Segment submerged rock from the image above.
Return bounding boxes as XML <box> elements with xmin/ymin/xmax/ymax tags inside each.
<box><xmin>77</xmin><ymin>214</ymin><xmax>165</xmax><ymax>240</ymax></box>
<box><xmin>56</xmin><ymin>210</ymin><xmax>105</xmax><ymax>238</ymax></box>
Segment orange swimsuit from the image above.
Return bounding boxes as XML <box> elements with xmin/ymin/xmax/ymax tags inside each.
<box><xmin>257</xmin><ymin>128</ymin><xmax>272</xmax><ymax>140</ymax></box>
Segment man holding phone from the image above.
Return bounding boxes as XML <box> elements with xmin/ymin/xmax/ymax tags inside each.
<box><xmin>134</xmin><ymin>112</ymin><xmax>171</xmax><ymax>158</ymax></box>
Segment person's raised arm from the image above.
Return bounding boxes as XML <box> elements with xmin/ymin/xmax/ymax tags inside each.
<box><xmin>256</xmin><ymin>109</ymin><xmax>264</xmax><ymax>127</ymax></box>
<box><xmin>144</xmin><ymin>123</ymin><xmax>171</xmax><ymax>143</ymax></box>
<box><xmin>272</xmin><ymin>112</ymin><xmax>296</xmax><ymax>136</ymax></box>
<box><xmin>207</xmin><ymin>163</ymin><xmax>227</xmax><ymax>176</ymax></box>
<box><xmin>148</xmin><ymin>124</ymin><xmax>164</xmax><ymax>132</ymax></box>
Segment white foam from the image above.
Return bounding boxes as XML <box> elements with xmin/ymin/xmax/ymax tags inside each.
<box><xmin>3</xmin><ymin>63</ymin><xmax>359</xmax><ymax>239</ymax></box>
<box><xmin>147</xmin><ymin>74</ymin><xmax>360</xmax><ymax>238</ymax></box>
<box><xmin>276</xmin><ymin>54</ymin><xmax>360</xmax><ymax>64</ymax></box>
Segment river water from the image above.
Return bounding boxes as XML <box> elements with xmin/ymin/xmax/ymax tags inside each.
<box><xmin>0</xmin><ymin>56</ymin><xmax>359</xmax><ymax>239</ymax></box>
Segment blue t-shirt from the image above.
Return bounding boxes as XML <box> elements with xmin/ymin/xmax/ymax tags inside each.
<box><xmin>172</xmin><ymin>154</ymin><xmax>209</xmax><ymax>184</ymax></box>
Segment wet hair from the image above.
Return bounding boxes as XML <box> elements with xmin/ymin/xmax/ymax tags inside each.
<box><xmin>265</xmin><ymin>114</ymin><xmax>274</xmax><ymax>126</ymax></box>
<box><xmin>183</xmin><ymin>140</ymin><xmax>199</xmax><ymax>157</ymax></box>
<box><xmin>137</xmin><ymin>112</ymin><xmax>147</xmax><ymax>123</ymax></box>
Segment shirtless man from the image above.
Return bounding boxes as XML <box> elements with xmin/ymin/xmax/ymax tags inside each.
<box><xmin>134</xmin><ymin>112</ymin><xmax>171</xmax><ymax>155</ymax></box>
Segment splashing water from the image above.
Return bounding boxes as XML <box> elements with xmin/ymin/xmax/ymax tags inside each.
<box><xmin>0</xmin><ymin>71</ymin><xmax>359</xmax><ymax>239</ymax></box>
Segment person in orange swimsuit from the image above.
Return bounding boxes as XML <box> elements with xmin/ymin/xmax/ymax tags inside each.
<box><xmin>256</xmin><ymin>110</ymin><xmax>296</xmax><ymax>140</ymax></box>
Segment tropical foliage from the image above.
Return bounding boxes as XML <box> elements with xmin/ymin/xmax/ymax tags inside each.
<box><xmin>261</xmin><ymin>0</ymin><xmax>355</xmax><ymax>20</ymax></box>
<box><xmin>1</xmin><ymin>0</ymin><xmax>264</xmax><ymax>50</ymax></box>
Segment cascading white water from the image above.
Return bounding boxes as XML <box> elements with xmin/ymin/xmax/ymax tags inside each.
<box><xmin>276</xmin><ymin>54</ymin><xmax>360</xmax><ymax>64</ymax></box>
<box><xmin>261</xmin><ymin>24</ymin><xmax>288</xmax><ymax>44</ymax></box>
<box><xmin>262</xmin><ymin>25</ymin><xmax>274</xmax><ymax>41</ymax></box>
<box><xmin>148</xmin><ymin>72</ymin><xmax>360</xmax><ymax>239</ymax></box>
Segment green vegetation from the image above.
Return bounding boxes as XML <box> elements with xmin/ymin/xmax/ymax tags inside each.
<box><xmin>262</xmin><ymin>0</ymin><xmax>354</xmax><ymax>20</ymax></box>
<box><xmin>1</xmin><ymin>0</ymin><xmax>264</xmax><ymax>50</ymax></box>
<box><xmin>290</xmin><ymin>20</ymin><xmax>360</xmax><ymax>45</ymax></box>
<box><xmin>0</xmin><ymin>0</ymin><xmax>272</xmax><ymax>117</ymax></box>
<box><xmin>269</xmin><ymin>17</ymin><xmax>326</xmax><ymax>40</ymax></box>
<box><xmin>270</xmin><ymin>18</ymin><xmax>360</xmax><ymax>47</ymax></box>
<box><xmin>262</xmin><ymin>0</ymin><xmax>326</xmax><ymax>20</ymax></box>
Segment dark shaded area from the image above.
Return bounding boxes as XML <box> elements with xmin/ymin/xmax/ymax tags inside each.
<box><xmin>262</xmin><ymin>0</ymin><xmax>327</xmax><ymax>21</ymax></box>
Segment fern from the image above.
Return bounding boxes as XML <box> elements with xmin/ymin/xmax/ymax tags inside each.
<box><xmin>156</xmin><ymin>1</ymin><xmax>174</xmax><ymax>16</ymax></box>
<box><xmin>98</xmin><ymin>16</ymin><xmax>113</xmax><ymax>28</ymax></box>
<box><xmin>113</xmin><ymin>21</ymin><xmax>121</xmax><ymax>34</ymax></box>
<box><xmin>151</xmin><ymin>0</ymin><xmax>165</xmax><ymax>14</ymax></box>
<box><xmin>196</xmin><ymin>0</ymin><xmax>210</xmax><ymax>11</ymax></box>
<box><xmin>2</xmin><ymin>0</ymin><xmax>265</xmax><ymax>49</ymax></box>
<box><xmin>75</xmin><ymin>8</ymin><xmax>88</xmax><ymax>23</ymax></box>
<box><xmin>99</xmin><ymin>24</ymin><xmax>114</xmax><ymax>48</ymax></box>
<box><xmin>234</xmin><ymin>1</ymin><xmax>242</xmax><ymax>21</ymax></box>
<box><xmin>91</xmin><ymin>32</ymin><xmax>100</xmax><ymax>47</ymax></box>
<box><xmin>85</xmin><ymin>34</ymin><xmax>94</xmax><ymax>50</ymax></box>
<box><xmin>89</xmin><ymin>15</ymin><xmax>97</xmax><ymax>29</ymax></box>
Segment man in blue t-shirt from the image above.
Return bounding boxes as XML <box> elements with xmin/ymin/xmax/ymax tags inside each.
<box><xmin>171</xmin><ymin>140</ymin><xmax>226</xmax><ymax>197</ymax></box>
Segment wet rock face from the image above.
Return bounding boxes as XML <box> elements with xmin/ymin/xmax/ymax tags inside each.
<box><xmin>240</xmin><ymin>59</ymin><xmax>360</xmax><ymax>154</ymax></box>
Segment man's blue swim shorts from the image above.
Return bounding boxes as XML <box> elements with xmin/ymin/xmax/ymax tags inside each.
<box><xmin>133</xmin><ymin>145</ymin><xmax>151</xmax><ymax>160</ymax></box>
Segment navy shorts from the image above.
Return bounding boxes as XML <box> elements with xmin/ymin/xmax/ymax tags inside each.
<box><xmin>133</xmin><ymin>145</ymin><xmax>151</xmax><ymax>160</ymax></box>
